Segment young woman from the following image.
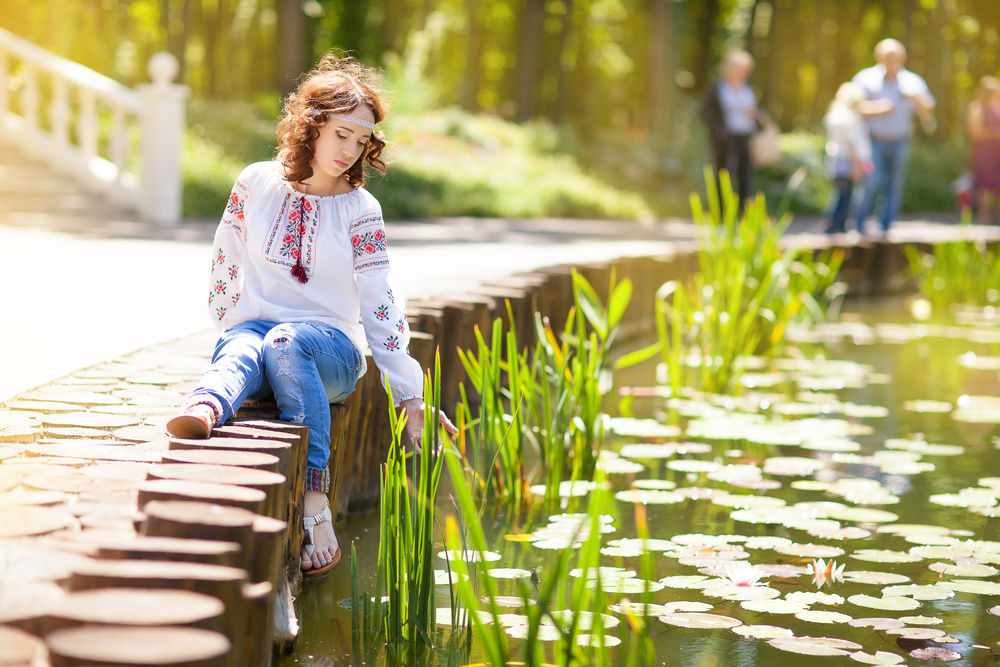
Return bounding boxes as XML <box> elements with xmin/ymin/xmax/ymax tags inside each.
<box><xmin>166</xmin><ymin>54</ymin><xmax>457</xmax><ymax>579</ymax></box>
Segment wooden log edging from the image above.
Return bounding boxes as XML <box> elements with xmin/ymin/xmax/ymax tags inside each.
<box><xmin>0</xmin><ymin>232</ymin><xmax>988</xmax><ymax>665</ymax></box>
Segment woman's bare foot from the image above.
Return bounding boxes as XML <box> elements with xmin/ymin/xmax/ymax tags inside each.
<box><xmin>301</xmin><ymin>490</ymin><xmax>340</xmax><ymax>572</ymax></box>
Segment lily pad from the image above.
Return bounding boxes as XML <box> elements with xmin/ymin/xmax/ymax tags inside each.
<box><xmin>885</xmin><ymin>627</ymin><xmax>946</xmax><ymax>640</ymax></box>
<box><xmin>842</xmin><ymin>571</ymin><xmax>910</xmax><ymax>585</ymax></box>
<box><xmin>614</xmin><ymin>489</ymin><xmax>682</xmax><ymax>505</ymax></box>
<box><xmin>658</xmin><ymin>612</ymin><xmax>742</xmax><ymax>629</ymax></box>
<box><xmin>608</xmin><ymin>418</ymin><xmax>681</xmax><ymax>438</ymax></box>
<box><xmin>731</xmin><ymin>624</ymin><xmax>795</xmax><ymax>639</ymax></box>
<box><xmin>927</xmin><ymin>561</ymin><xmax>997</xmax><ymax>578</ymax></box>
<box><xmin>850</xmin><ymin>549</ymin><xmax>922</xmax><ymax>564</ymax></box>
<box><xmin>740</xmin><ymin>599</ymin><xmax>809</xmax><ymax>614</ymax></box>
<box><xmin>936</xmin><ymin>579</ymin><xmax>1000</xmax><ymax>595</ymax></box>
<box><xmin>631</xmin><ymin>479</ymin><xmax>677</xmax><ymax>490</ymax></box>
<box><xmin>849</xmin><ymin>650</ymin><xmax>905</xmax><ymax>665</ymax></box>
<box><xmin>908</xmin><ymin>647</ymin><xmax>961</xmax><ymax>661</ymax></box>
<box><xmin>795</xmin><ymin>610</ymin><xmax>853</xmax><ymax>624</ymax></box>
<box><xmin>437</xmin><ymin>549</ymin><xmax>502</xmax><ymax>563</ymax></box>
<box><xmin>618</xmin><ymin>443</ymin><xmax>679</xmax><ymax>460</ymax></box>
<box><xmin>847</xmin><ymin>617</ymin><xmax>906</xmax><ymax>630</ymax></box>
<box><xmin>825</xmin><ymin>507</ymin><xmax>899</xmax><ymax>523</ymax></box>
<box><xmin>882</xmin><ymin>585</ymin><xmax>954</xmax><ymax>601</ymax></box>
<box><xmin>898</xmin><ymin>616</ymin><xmax>943</xmax><ymax>625</ymax></box>
<box><xmin>847</xmin><ymin>594</ymin><xmax>920</xmax><ymax>611</ymax></box>
<box><xmin>767</xmin><ymin>636</ymin><xmax>862</xmax><ymax>657</ymax></box>
<box><xmin>486</xmin><ymin>568</ymin><xmax>531</xmax><ymax>580</ymax></box>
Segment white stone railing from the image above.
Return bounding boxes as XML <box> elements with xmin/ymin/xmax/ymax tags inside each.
<box><xmin>0</xmin><ymin>28</ymin><xmax>188</xmax><ymax>224</ymax></box>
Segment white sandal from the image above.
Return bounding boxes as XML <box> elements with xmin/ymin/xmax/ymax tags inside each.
<box><xmin>302</xmin><ymin>503</ymin><xmax>340</xmax><ymax>579</ymax></box>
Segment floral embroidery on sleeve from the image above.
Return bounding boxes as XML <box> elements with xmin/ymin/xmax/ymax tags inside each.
<box><xmin>222</xmin><ymin>179</ymin><xmax>249</xmax><ymax>235</ymax></box>
<box><xmin>384</xmin><ymin>335</ymin><xmax>400</xmax><ymax>351</ymax></box>
<box><xmin>351</xmin><ymin>215</ymin><xmax>391</xmax><ymax>273</ymax></box>
<box><xmin>375</xmin><ymin>305</ymin><xmax>389</xmax><ymax>321</ymax></box>
<box><xmin>387</xmin><ymin>288</ymin><xmax>395</xmax><ymax>304</ymax></box>
<box><xmin>396</xmin><ymin>316</ymin><xmax>407</xmax><ymax>334</ymax></box>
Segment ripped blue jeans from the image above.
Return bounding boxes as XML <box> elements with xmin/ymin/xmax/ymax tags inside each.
<box><xmin>185</xmin><ymin>320</ymin><xmax>364</xmax><ymax>493</ymax></box>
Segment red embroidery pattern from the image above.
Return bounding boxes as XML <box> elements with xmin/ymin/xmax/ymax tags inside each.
<box><xmin>375</xmin><ymin>305</ymin><xmax>389</xmax><ymax>321</ymax></box>
<box><xmin>396</xmin><ymin>316</ymin><xmax>407</xmax><ymax>334</ymax></box>
<box><xmin>264</xmin><ymin>194</ymin><xmax>318</xmax><ymax>274</ymax></box>
<box><xmin>384</xmin><ymin>335</ymin><xmax>400</xmax><ymax>351</ymax></box>
<box><xmin>351</xmin><ymin>214</ymin><xmax>390</xmax><ymax>274</ymax></box>
<box><xmin>222</xmin><ymin>179</ymin><xmax>248</xmax><ymax>235</ymax></box>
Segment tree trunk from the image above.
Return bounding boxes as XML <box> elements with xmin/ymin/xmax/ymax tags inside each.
<box><xmin>514</xmin><ymin>0</ymin><xmax>546</xmax><ymax>121</ymax></box>
<box><xmin>691</xmin><ymin>0</ymin><xmax>719</xmax><ymax>90</ymax></box>
<box><xmin>648</xmin><ymin>0</ymin><xmax>674</xmax><ymax>142</ymax></box>
<box><xmin>461</xmin><ymin>0</ymin><xmax>484</xmax><ymax>111</ymax></box>
<box><xmin>275</xmin><ymin>0</ymin><xmax>308</xmax><ymax>96</ymax></box>
<box><xmin>549</xmin><ymin>0</ymin><xmax>574</xmax><ymax>122</ymax></box>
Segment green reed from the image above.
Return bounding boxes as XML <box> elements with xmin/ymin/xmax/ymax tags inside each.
<box><xmin>351</xmin><ymin>353</ymin><xmax>457</xmax><ymax>664</ymax></box>
<box><xmin>904</xmin><ymin>212</ymin><xmax>1000</xmax><ymax>314</ymax></box>
<box><xmin>456</xmin><ymin>273</ymin><xmax>631</xmax><ymax>508</ymax></box>
<box><xmin>444</xmin><ymin>444</ymin><xmax>655</xmax><ymax>667</ymax></box>
<box><xmin>619</xmin><ymin>168</ymin><xmax>844</xmax><ymax>395</ymax></box>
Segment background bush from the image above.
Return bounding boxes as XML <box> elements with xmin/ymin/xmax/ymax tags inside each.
<box><xmin>181</xmin><ymin>99</ymin><xmax>967</xmax><ymax>222</ymax></box>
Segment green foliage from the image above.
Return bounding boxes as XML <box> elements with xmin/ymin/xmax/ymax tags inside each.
<box><xmin>444</xmin><ymin>451</ymin><xmax>649</xmax><ymax>667</ymax></box>
<box><xmin>351</xmin><ymin>356</ymin><xmax>455</xmax><ymax>663</ymax></box>
<box><xmin>369</xmin><ymin>108</ymin><xmax>653</xmax><ymax>220</ymax></box>
<box><xmin>180</xmin><ymin>101</ymin><xmax>652</xmax><ymax>220</ymax></box>
<box><xmin>456</xmin><ymin>273</ymin><xmax>631</xmax><ymax>509</ymax></box>
<box><xmin>621</xmin><ymin>170</ymin><xmax>845</xmax><ymax>396</ymax></box>
<box><xmin>182</xmin><ymin>100</ymin><xmax>277</xmax><ymax>218</ymax></box>
<box><xmin>904</xmin><ymin>214</ymin><xmax>1000</xmax><ymax>313</ymax></box>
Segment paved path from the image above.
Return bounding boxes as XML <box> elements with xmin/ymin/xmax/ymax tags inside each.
<box><xmin>3</xmin><ymin>208</ymin><xmax>994</xmax><ymax>403</ymax></box>
<box><xmin>0</xmin><ymin>214</ymin><xmax>704</xmax><ymax>403</ymax></box>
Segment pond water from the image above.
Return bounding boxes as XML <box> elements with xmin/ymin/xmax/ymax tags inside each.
<box><xmin>280</xmin><ymin>296</ymin><xmax>1000</xmax><ymax>666</ymax></box>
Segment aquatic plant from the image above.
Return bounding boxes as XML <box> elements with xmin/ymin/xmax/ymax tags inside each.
<box><xmin>619</xmin><ymin>169</ymin><xmax>844</xmax><ymax>395</ymax></box>
<box><xmin>457</xmin><ymin>272</ymin><xmax>632</xmax><ymax>507</ymax></box>
<box><xmin>904</xmin><ymin>213</ymin><xmax>1000</xmax><ymax>313</ymax></box>
<box><xmin>350</xmin><ymin>354</ymin><xmax>458</xmax><ymax>662</ymax></box>
<box><xmin>443</xmin><ymin>445</ymin><xmax>656</xmax><ymax>667</ymax></box>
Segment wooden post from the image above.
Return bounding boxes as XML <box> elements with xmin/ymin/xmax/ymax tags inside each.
<box><xmin>46</xmin><ymin>625</ymin><xmax>231</xmax><ymax>667</ymax></box>
<box><xmin>144</xmin><ymin>464</ymin><xmax>286</xmax><ymax>521</ymax></box>
<box><xmin>326</xmin><ymin>403</ymin><xmax>352</xmax><ymax>522</ymax></box>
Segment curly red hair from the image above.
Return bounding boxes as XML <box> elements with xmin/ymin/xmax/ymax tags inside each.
<box><xmin>277</xmin><ymin>54</ymin><xmax>387</xmax><ymax>189</ymax></box>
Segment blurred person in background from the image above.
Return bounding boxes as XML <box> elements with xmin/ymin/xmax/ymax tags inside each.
<box><xmin>967</xmin><ymin>75</ymin><xmax>1000</xmax><ymax>224</ymax></box>
<box><xmin>701</xmin><ymin>49</ymin><xmax>758</xmax><ymax>206</ymax></box>
<box><xmin>852</xmin><ymin>39</ymin><xmax>935</xmax><ymax>236</ymax></box>
<box><xmin>822</xmin><ymin>82</ymin><xmax>872</xmax><ymax>234</ymax></box>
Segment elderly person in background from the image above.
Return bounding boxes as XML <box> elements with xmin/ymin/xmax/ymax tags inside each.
<box><xmin>852</xmin><ymin>39</ymin><xmax>935</xmax><ymax>236</ymax></box>
<box><xmin>701</xmin><ymin>49</ymin><xmax>758</xmax><ymax>205</ymax></box>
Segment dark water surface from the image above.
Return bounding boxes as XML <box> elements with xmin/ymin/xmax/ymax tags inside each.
<box><xmin>280</xmin><ymin>296</ymin><xmax>1000</xmax><ymax>666</ymax></box>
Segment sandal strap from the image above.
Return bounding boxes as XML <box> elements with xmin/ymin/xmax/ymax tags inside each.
<box><xmin>310</xmin><ymin>510</ymin><xmax>328</xmax><ymax>525</ymax></box>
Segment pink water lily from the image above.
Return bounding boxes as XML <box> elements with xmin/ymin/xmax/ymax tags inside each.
<box><xmin>721</xmin><ymin>561</ymin><xmax>770</xmax><ymax>587</ymax></box>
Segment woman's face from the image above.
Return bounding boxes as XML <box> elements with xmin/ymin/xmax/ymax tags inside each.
<box><xmin>310</xmin><ymin>105</ymin><xmax>375</xmax><ymax>182</ymax></box>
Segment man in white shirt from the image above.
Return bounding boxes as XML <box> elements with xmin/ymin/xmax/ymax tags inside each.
<box><xmin>852</xmin><ymin>39</ymin><xmax>935</xmax><ymax>235</ymax></box>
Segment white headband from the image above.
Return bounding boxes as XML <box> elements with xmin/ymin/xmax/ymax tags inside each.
<box><xmin>328</xmin><ymin>113</ymin><xmax>375</xmax><ymax>131</ymax></box>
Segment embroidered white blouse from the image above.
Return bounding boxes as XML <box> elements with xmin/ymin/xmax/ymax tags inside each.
<box><xmin>207</xmin><ymin>160</ymin><xmax>423</xmax><ymax>403</ymax></box>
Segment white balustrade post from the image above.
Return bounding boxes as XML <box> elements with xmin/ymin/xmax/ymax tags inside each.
<box><xmin>51</xmin><ymin>76</ymin><xmax>69</xmax><ymax>148</ymax></box>
<box><xmin>138</xmin><ymin>52</ymin><xmax>188</xmax><ymax>225</ymax></box>
<box><xmin>22</xmin><ymin>65</ymin><xmax>38</xmax><ymax>129</ymax></box>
